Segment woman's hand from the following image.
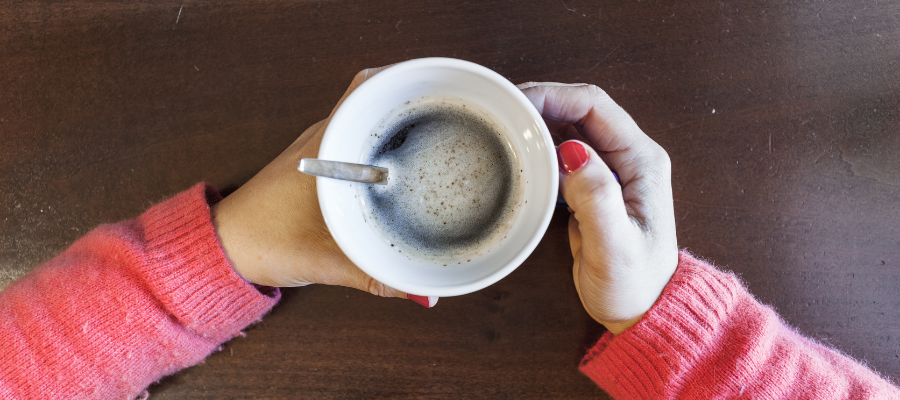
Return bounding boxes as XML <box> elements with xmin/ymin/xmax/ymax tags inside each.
<box><xmin>518</xmin><ymin>82</ymin><xmax>678</xmax><ymax>335</ymax></box>
<box><xmin>211</xmin><ymin>66</ymin><xmax>437</xmax><ymax>308</ymax></box>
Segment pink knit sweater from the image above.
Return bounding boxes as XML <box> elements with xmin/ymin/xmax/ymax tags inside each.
<box><xmin>581</xmin><ymin>253</ymin><xmax>900</xmax><ymax>399</ymax></box>
<box><xmin>0</xmin><ymin>184</ymin><xmax>897</xmax><ymax>398</ymax></box>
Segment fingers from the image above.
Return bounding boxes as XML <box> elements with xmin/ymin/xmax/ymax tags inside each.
<box><xmin>289</xmin><ymin>65</ymin><xmax>394</xmax><ymax>159</ymax></box>
<box><xmin>342</xmin><ymin>265</ymin><xmax>406</xmax><ymax>299</ymax></box>
<box><xmin>522</xmin><ymin>82</ymin><xmax>674</xmax><ymax>230</ymax></box>
<box><xmin>361</xmin><ymin>63</ymin><xmax>396</xmax><ymax>80</ymax></box>
<box><xmin>327</xmin><ymin>65</ymin><xmax>395</xmax><ymax>120</ymax></box>
<box><xmin>322</xmin><ymin>64</ymin><xmax>439</xmax><ymax>309</ymax></box>
<box><xmin>348</xmin><ymin>65</ymin><xmax>393</xmax><ymax>93</ymax></box>
<box><xmin>518</xmin><ymin>82</ymin><xmax>666</xmax><ymax>176</ymax></box>
<box><xmin>557</xmin><ymin>140</ymin><xmax>632</xmax><ymax>261</ymax></box>
<box><xmin>407</xmin><ymin>294</ymin><xmax>440</xmax><ymax>308</ymax></box>
<box><xmin>517</xmin><ymin>82</ymin><xmax>589</xmax><ymax>91</ymax></box>
<box><xmin>567</xmin><ymin>213</ymin><xmax>582</xmax><ymax>259</ymax></box>
<box><xmin>545</xmin><ymin>120</ymin><xmax>588</xmax><ymax>145</ymax></box>
<box><xmin>522</xmin><ymin>84</ymin><xmax>679</xmax><ymax>335</ymax></box>
<box><xmin>287</xmin><ymin>118</ymin><xmax>327</xmax><ymax>151</ymax></box>
<box><xmin>340</xmin><ymin>264</ymin><xmax>439</xmax><ymax>308</ymax></box>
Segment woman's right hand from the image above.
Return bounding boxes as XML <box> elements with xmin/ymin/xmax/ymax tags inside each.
<box><xmin>212</xmin><ymin>66</ymin><xmax>437</xmax><ymax>308</ymax></box>
<box><xmin>518</xmin><ymin>83</ymin><xmax>679</xmax><ymax>335</ymax></box>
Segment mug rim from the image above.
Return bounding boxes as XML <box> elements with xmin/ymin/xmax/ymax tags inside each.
<box><xmin>317</xmin><ymin>57</ymin><xmax>557</xmax><ymax>296</ymax></box>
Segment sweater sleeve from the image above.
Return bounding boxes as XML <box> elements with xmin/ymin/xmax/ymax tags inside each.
<box><xmin>0</xmin><ymin>183</ymin><xmax>280</xmax><ymax>399</ymax></box>
<box><xmin>580</xmin><ymin>251</ymin><xmax>900</xmax><ymax>399</ymax></box>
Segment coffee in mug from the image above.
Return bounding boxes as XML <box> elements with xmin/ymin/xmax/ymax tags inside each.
<box><xmin>359</xmin><ymin>96</ymin><xmax>523</xmax><ymax>264</ymax></box>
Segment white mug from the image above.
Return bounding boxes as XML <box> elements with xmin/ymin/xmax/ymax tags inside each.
<box><xmin>317</xmin><ymin>58</ymin><xmax>557</xmax><ymax>297</ymax></box>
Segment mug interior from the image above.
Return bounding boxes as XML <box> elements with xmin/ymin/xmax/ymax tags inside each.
<box><xmin>318</xmin><ymin>58</ymin><xmax>556</xmax><ymax>296</ymax></box>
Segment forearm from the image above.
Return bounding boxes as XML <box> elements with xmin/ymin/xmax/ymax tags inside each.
<box><xmin>0</xmin><ymin>184</ymin><xmax>279</xmax><ymax>398</ymax></box>
<box><xmin>581</xmin><ymin>251</ymin><xmax>900</xmax><ymax>399</ymax></box>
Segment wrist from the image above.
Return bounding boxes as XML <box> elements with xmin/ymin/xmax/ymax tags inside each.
<box><xmin>210</xmin><ymin>200</ymin><xmax>262</xmax><ymax>285</ymax></box>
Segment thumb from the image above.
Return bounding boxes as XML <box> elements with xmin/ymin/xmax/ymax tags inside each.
<box><xmin>327</xmin><ymin>65</ymin><xmax>395</xmax><ymax>120</ymax></box>
<box><xmin>341</xmin><ymin>265</ymin><xmax>439</xmax><ymax>308</ymax></box>
<box><xmin>557</xmin><ymin>140</ymin><xmax>631</xmax><ymax>260</ymax></box>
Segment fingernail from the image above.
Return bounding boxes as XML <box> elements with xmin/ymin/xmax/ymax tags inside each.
<box><xmin>408</xmin><ymin>294</ymin><xmax>439</xmax><ymax>308</ymax></box>
<box><xmin>557</xmin><ymin>141</ymin><xmax>589</xmax><ymax>174</ymax></box>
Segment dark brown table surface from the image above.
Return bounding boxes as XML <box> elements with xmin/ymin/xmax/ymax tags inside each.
<box><xmin>2</xmin><ymin>0</ymin><xmax>898</xmax><ymax>398</ymax></box>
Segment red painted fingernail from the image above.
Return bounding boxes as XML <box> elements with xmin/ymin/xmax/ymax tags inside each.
<box><xmin>557</xmin><ymin>141</ymin><xmax>590</xmax><ymax>174</ymax></box>
<box><xmin>407</xmin><ymin>294</ymin><xmax>439</xmax><ymax>308</ymax></box>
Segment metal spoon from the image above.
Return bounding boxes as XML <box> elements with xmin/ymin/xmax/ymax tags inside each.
<box><xmin>298</xmin><ymin>158</ymin><xmax>389</xmax><ymax>185</ymax></box>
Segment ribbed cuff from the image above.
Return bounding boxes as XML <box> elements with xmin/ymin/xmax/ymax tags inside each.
<box><xmin>579</xmin><ymin>251</ymin><xmax>742</xmax><ymax>399</ymax></box>
<box><xmin>136</xmin><ymin>183</ymin><xmax>280</xmax><ymax>342</ymax></box>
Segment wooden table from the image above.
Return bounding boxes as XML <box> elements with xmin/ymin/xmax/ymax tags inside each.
<box><xmin>2</xmin><ymin>0</ymin><xmax>898</xmax><ymax>398</ymax></box>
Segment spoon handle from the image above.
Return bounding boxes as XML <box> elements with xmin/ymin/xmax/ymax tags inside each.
<box><xmin>298</xmin><ymin>158</ymin><xmax>389</xmax><ymax>184</ymax></box>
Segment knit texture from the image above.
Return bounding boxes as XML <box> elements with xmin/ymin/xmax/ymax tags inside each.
<box><xmin>0</xmin><ymin>184</ymin><xmax>280</xmax><ymax>399</ymax></box>
<box><xmin>2</xmin><ymin>185</ymin><xmax>899</xmax><ymax>399</ymax></box>
<box><xmin>580</xmin><ymin>251</ymin><xmax>900</xmax><ymax>399</ymax></box>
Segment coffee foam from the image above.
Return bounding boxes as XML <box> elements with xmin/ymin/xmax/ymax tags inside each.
<box><xmin>359</xmin><ymin>97</ymin><xmax>523</xmax><ymax>264</ymax></box>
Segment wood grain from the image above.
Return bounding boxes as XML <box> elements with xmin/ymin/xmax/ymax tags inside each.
<box><xmin>1</xmin><ymin>0</ymin><xmax>898</xmax><ymax>398</ymax></box>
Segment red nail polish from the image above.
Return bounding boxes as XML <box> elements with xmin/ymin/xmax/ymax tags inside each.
<box><xmin>407</xmin><ymin>294</ymin><xmax>438</xmax><ymax>308</ymax></box>
<box><xmin>557</xmin><ymin>141</ymin><xmax>589</xmax><ymax>174</ymax></box>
